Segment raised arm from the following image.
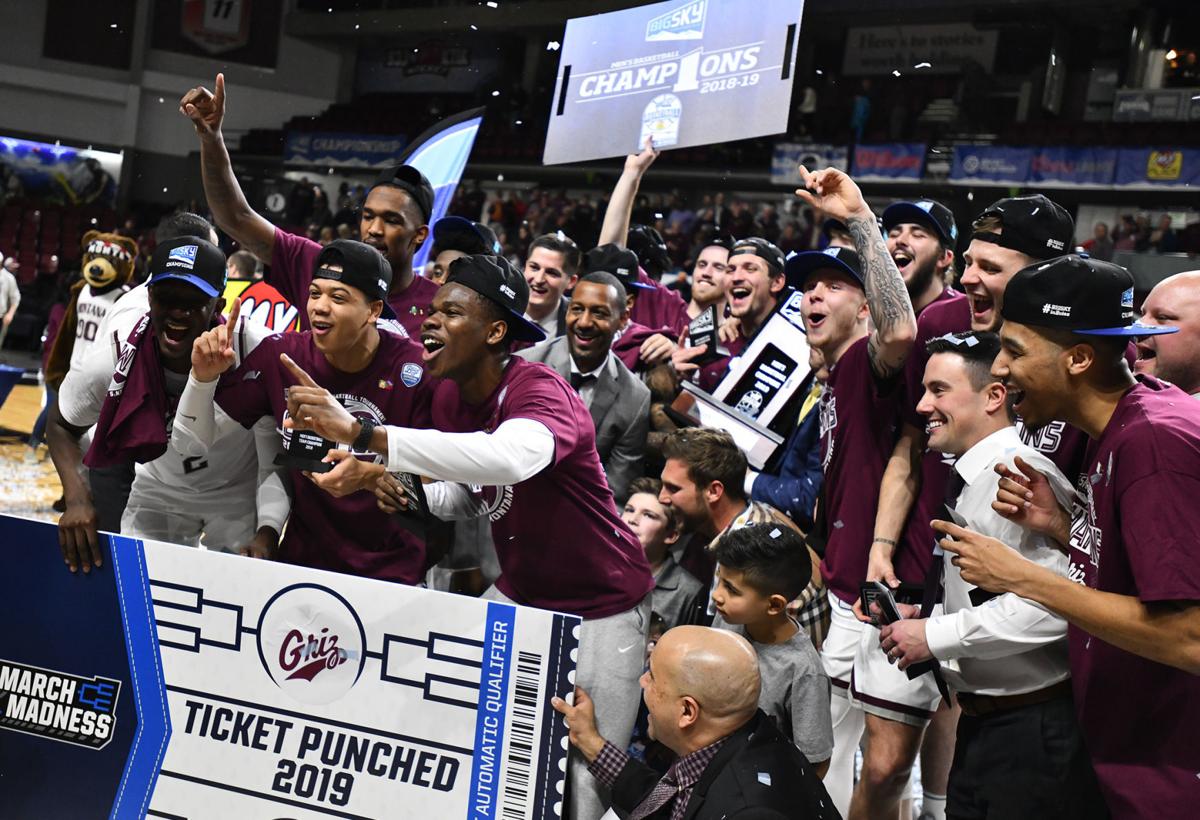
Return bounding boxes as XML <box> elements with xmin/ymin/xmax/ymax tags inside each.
<box><xmin>795</xmin><ymin>166</ymin><xmax>916</xmax><ymax>379</ymax></box>
<box><xmin>869</xmin><ymin>422</ymin><xmax>924</xmax><ymax>589</ymax></box>
<box><xmin>180</xmin><ymin>73</ymin><xmax>276</xmax><ymax>261</ymax></box>
<box><xmin>598</xmin><ymin>137</ymin><xmax>660</xmax><ymax>247</ymax></box>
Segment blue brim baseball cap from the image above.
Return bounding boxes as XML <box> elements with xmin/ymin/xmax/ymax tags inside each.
<box><xmin>148</xmin><ymin>236</ymin><xmax>227</xmax><ymax>298</ymax></box>
<box><xmin>1075</xmin><ymin>322</ymin><xmax>1178</xmax><ymax>337</ymax></box>
<box><xmin>784</xmin><ymin>247</ymin><xmax>865</xmax><ymax>290</ymax></box>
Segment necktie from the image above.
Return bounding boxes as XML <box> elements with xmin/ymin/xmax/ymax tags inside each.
<box><xmin>905</xmin><ymin>465</ymin><xmax>962</xmax><ymax>699</ymax></box>
<box><xmin>630</xmin><ymin>768</ymin><xmax>680</xmax><ymax>820</ymax></box>
<box><xmin>570</xmin><ymin>371</ymin><xmax>597</xmax><ymax>391</ymax></box>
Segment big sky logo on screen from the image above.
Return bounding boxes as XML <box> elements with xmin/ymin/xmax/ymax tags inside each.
<box><xmin>256</xmin><ymin>584</ymin><xmax>367</xmax><ymax>705</ymax></box>
<box><xmin>646</xmin><ymin>0</ymin><xmax>707</xmax><ymax>42</ymax></box>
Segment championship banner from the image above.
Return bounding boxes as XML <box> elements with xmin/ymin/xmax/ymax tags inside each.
<box><xmin>852</xmin><ymin>143</ymin><xmax>926</xmax><ymax>181</ymax></box>
<box><xmin>1113</xmin><ymin>147</ymin><xmax>1200</xmax><ymax>189</ymax></box>
<box><xmin>1028</xmin><ymin>147</ymin><xmax>1118</xmax><ymax>187</ymax></box>
<box><xmin>398</xmin><ymin>108</ymin><xmax>486</xmax><ymax>270</ymax></box>
<box><xmin>0</xmin><ymin>515</ymin><xmax>578</xmax><ymax>819</ymax></box>
<box><xmin>771</xmin><ymin>143</ymin><xmax>849</xmax><ymax>185</ymax></box>
<box><xmin>284</xmin><ymin>132</ymin><xmax>410</xmax><ymax>169</ymax></box>
<box><xmin>949</xmin><ymin>145</ymin><xmax>1034</xmax><ymax>185</ymax></box>
<box><xmin>544</xmin><ymin>0</ymin><xmax>805</xmax><ymax>165</ymax></box>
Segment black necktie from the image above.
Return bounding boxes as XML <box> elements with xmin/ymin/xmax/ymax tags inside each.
<box><xmin>905</xmin><ymin>465</ymin><xmax>963</xmax><ymax>699</ymax></box>
<box><xmin>570</xmin><ymin>371</ymin><xmax>597</xmax><ymax>391</ymax></box>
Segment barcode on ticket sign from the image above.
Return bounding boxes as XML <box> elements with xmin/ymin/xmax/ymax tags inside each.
<box><xmin>501</xmin><ymin>650</ymin><xmax>542</xmax><ymax>818</ymax></box>
<box><xmin>470</xmin><ymin>603</ymin><xmax>578</xmax><ymax>820</ymax></box>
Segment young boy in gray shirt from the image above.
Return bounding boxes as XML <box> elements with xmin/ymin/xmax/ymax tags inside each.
<box><xmin>712</xmin><ymin>524</ymin><xmax>834</xmax><ymax>775</ymax></box>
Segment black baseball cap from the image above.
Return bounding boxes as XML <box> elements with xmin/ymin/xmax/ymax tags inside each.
<box><xmin>729</xmin><ymin>237</ymin><xmax>786</xmax><ymax>274</ymax></box>
<box><xmin>700</xmin><ymin>231</ymin><xmax>735</xmax><ymax>253</ymax></box>
<box><xmin>446</xmin><ymin>254</ymin><xmax>546</xmax><ymax>342</ymax></box>
<box><xmin>626</xmin><ymin>224</ymin><xmax>670</xmax><ymax>273</ymax></box>
<box><xmin>784</xmin><ymin>246</ymin><xmax>865</xmax><ymax>290</ymax></box>
<box><xmin>583</xmin><ymin>244</ymin><xmax>654</xmax><ymax>291</ymax></box>
<box><xmin>1001</xmin><ymin>254</ymin><xmax>1178</xmax><ymax>337</ymax></box>
<box><xmin>432</xmin><ymin>216</ymin><xmax>501</xmax><ymax>256</ymax></box>
<box><xmin>370</xmin><ymin>164</ymin><xmax>435</xmax><ymax>224</ymax></box>
<box><xmin>971</xmin><ymin>194</ymin><xmax>1074</xmax><ymax>261</ymax></box>
<box><xmin>313</xmin><ymin>239</ymin><xmax>393</xmax><ymax>303</ymax></box>
<box><xmin>883</xmin><ymin>199</ymin><xmax>958</xmax><ymax>246</ymax></box>
<box><xmin>148</xmin><ymin>236</ymin><xmax>226</xmax><ymax>298</ymax></box>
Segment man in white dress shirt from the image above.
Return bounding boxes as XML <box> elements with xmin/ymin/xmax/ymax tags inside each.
<box><xmin>877</xmin><ymin>331</ymin><xmax>1106</xmax><ymax>819</ymax></box>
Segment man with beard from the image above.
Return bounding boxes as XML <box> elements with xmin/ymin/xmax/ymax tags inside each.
<box><xmin>934</xmin><ymin>255</ymin><xmax>1200</xmax><ymax>819</ymax></box>
<box><xmin>179</xmin><ymin>73</ymin><xmax>438</xmax><ymax>337</ymax></box>
<box><xmin>48</xmin><ymin>237</ymin><xmax>288</xmax><ymax>571</ymax></box>
<box><xmin>882</xmin><ymin>199</ymin><xmax>960</xmax><ymax>316</ymax></box>
<box><xmin>686</xmin><ymin>236</ymin><xmax>732</xmax><ymax>320</ymax></box>
<box><xmin>281</xmin><ymin>254</ymin><xmax>654</xmax><ymax>820</ymax></box>
<box><xmin>791</xmin><ymin>166</ymin><xmax>919</xmax><ymax>820</ymax></box>
<box><xmin>173</xmin><ymin>239</ymin><xmax>436</xmax><ymax>582</ymax></box>
<box><xmin>517</xmin><ymin>270</ymin><xmax>651</xmax><ymax>502</ymax></box>
<box><xmin>1132</xmin><ymin>269</ymin><xmax>1200</xmax><ymax>396</ymax></box>
<box><xmin>671</xmin><ymin>238</ymin><xmax>789</xmax><ymax>392</ymax></box>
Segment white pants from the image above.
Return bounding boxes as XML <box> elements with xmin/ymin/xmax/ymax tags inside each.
<box><xmin>121</xmin><ymin>485</ymin><xmax>256</xmax><ymax>552</ymax></box>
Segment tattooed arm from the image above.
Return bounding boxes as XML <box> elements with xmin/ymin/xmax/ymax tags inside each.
<box><xmin>179</xmin><ymin>73</ymin><xmax>276</xmax><ymax>262</ymax></box>
<box><xmin>794</xmin><ymin>165</ymin><xmax>916</xmax><ymax>379</ymax></box>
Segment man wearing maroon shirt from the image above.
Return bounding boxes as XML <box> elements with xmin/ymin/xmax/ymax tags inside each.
<box><xmin>173</xmin><ymin>239</ymin><xmax>436</xmax><ymax>583</ymax></box>
<box><xmin>283</xmin><ymin>254</ymin><xmax>655</xmax><ymax>820</ymax></box>
<box><xmin>179</xmin><ymin>73</ymin><xmax>439</xmax><ymax>338</ymax></box>
<box><xmin>671</xmin><ymin>237</ymin><xmax>790</xmax><ymax>393</ymax></box>
<box><xmin>935</xmin><ymin>254</ymin><xmax>1200</xmax><ymax>819</ymax></box>
<box><xmin>791</xmin><ymin>166</ymin><xmax>919</xmax><ymax>820</ymax></box>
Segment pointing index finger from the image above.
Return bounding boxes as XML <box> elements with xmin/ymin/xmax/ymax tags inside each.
<box><xmin>214</xmin><ymin>72</ymin><xmax>225</xmax><ymax>108</ymax></box>
<box><xmin>280</xmin><ymin>353</ymin><xmax>319</xmax><ymax>387</ymax></box>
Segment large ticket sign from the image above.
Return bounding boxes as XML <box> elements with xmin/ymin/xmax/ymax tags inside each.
<box><xmin>0</xmin><ymin>515</ymin><xmax>578</xmax><ymax>819</ymax></box>
<box><xmin>544</xmin><ymin>0</ymin><xmax>804</xmax><ymax>165</ymax></box>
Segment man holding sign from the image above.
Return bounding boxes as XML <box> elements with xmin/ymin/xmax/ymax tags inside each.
<box><xmin>172</xmin><ymin>239</ymin><xmax>436</xmax><ymax>582</ymax></box>
<box><xmin>282</xmin><ymin>253</ymin><xmax>655</xmax><ymax>820</ymax></box>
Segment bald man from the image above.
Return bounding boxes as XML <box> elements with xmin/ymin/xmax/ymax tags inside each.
<box><xmin>1135</xmin><ymin>270</ymin><xmax>1200</xmax><ymax>396</ymax></box>
<box><xmin>554</xmin><ymin>626</ymin><xmax>838</xmax><ymax>819</ymax></box>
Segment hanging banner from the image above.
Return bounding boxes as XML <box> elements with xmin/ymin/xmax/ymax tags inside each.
<box><xmin>284</xmin><ymin>132</ymin><xmax>409</xmax><ymax>169</ymax></box>
<box><xmin>1028</xmin><ymin>147</ymin><xmax>1118</xmax><ymax>187</ymax></box>
<box><xmin>949</xmin><ymin>145</ymin><xmax>1033</xmax><ymax>185</ymax></box>
<box><xmin>1113</xmin><ymin>147</ymin><xmax>1200</xmax><ymax>188</ymax></box>
<box><xmin>397</xmin><ymin>108</ymin><xmax>486</xmax><ymax>270</ymax></box>
<box><xmin>842</xmin><ymin>24</ymin><xmax>998</xmax><ymax>76</ymax></box>
<box><xmin>0</xmin><ymin>514</ymin><xmax>577</xmax><ymax>819</ymax></box>
<box><xmin>771</xmin><ymin>142</ymin><xmax>849</xmax><ymax>185</ymax></box>
<box><xmin>852</xmin><ymin>143</ymin><xmax>926</xmax><ymax>181</ymax></box>
<box><xmin>544</xmin><ymin>0</ymin><xmax>805</xmax><ymax>165</ymax></box>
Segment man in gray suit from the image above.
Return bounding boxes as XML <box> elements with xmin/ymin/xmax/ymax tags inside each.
<box><xmin>518</xmin><ymin>272</ymin><xmax>650</xmax><ymax>502</ymax></box>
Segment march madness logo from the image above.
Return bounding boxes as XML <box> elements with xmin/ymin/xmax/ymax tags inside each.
<box><xmin>0</xmin><ymin>659</ymin><xmax>120</xmax><ymax>749</ymax></box>
<box><xmin>256</xmin><ymin>584</ymin><xmax>366</xmax><ymax>706</ymax></box>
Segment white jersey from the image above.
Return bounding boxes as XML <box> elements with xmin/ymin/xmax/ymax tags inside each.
<box><xmin>70</xmin><ymin>284</ymin><xmax>127</xmax><ymax>372</ymax></box>
<box><xmin>58</xmin><ymin>314</ymin><xmax>287</xmax><ymax>530</ymax></box>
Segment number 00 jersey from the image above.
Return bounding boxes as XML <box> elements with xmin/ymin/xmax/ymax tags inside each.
<box><xmin>69</xmin><ymin>284</ymin><xmax>128</xmax><ymax>373</ymax></box>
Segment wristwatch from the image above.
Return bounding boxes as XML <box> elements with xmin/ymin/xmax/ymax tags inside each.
<box><xmin>352</xmin><ymin>418</ymin><xmax>378</xmax><ymax>452</ymax></box>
